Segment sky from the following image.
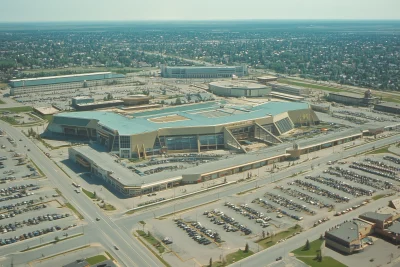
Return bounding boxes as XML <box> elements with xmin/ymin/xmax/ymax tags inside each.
<box><xmin>0</xmin><ymin>0</ymin><xmax>399</xmax><ymax>22</ymax></box>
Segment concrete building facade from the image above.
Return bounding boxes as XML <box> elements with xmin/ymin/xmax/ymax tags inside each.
<box><xmin>208</xmin><ymin>81</ymin><xmax>271</xmax><ymax>97</ymax></box>
<box><xmin>374</xmin><ymin>102</ymin><xmax>400</xmax><ymax>115</ymax></box>
<box><xmin>327</xmin><ymin>90</ymin><xmax>378</xmax><ymax>106</ymax></box>
<box><xmin>160</xmin><ymin>65</ymin><xmax>248</xmax><ymax>78</ymax></box>
<box><xmin>9</xmin><ymin>72</ymin><xmax>125</xmax><ymax>96</ymax></box>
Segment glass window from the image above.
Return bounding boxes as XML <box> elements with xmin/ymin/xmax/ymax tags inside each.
<box><xmin>120</xmin><ymin>136</ymin><xmax>131</xmax><ymax>149</ymax></box>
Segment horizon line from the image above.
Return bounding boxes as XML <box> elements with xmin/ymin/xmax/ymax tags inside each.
<box><xmin>1</xmin><ymin>18</ymin><xmax>400</xmax><ymax>24</ymax></box>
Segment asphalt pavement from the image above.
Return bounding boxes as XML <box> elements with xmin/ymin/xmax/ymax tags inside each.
<box><xmin>0</xmin><ymin>121</ymin><xmax>162</xmax><ymax>267</ymax></box>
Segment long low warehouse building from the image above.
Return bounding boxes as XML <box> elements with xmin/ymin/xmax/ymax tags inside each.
<box><xmin>9</xmin><ymin>72</ymin><xmax>125</xmax><ymax>95</ymax></box>
<box><xmin>160</xmin><ymin>65</ymin><xmax>248</xmax><ymax>78</ymax></box>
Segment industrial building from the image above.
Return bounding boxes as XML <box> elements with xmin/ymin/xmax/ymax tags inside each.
<box><xmin>327</xmin><ymin>90</ymin><xmax>378</xmax><ymax>106</ymax></box>
<box><xmin>257</xmin><ymin>76</ymin><xmax>278</xmax><ymax>84</ymax></box>
<box><xmin>45</xmin><ymin>101</ymin><xmax>319</xmax><ymax>158</ymax></box>
<box><xmin>160</xmin><ymin>65</ymin><xmax>248</xmax><ymax>78</ymax></box>
<box><xmin>71</xmin><ymin>95</ymin><xmax>151</xmax><ymax>111</ymax></box>
<box><xmin>325</xmin><ymin>199</ymin><xmax>400</xmax><ymax>254</ymax></box>
<box><xmin>9</xmin><ymin>72</ymin><xmax>125</xmax><ymax>96</ymax></box>
<box><xmin>325</xmin><ymin>219</ymin><xmax>374</xmax><ymax>254</ymax></box>
<box><xmin>374</xmin><ymin>102</ymin><xmax>400</xmax><ymax>115</ymax></box>
<box><xmin>268</xmin><ymin>82</ymin><xmax>310</xmax><ymax>96</ymax></box>
<box><xmin>208</xmin><ymin>81</ymin><xmax>271</xmax><ymax>97</ymax></box>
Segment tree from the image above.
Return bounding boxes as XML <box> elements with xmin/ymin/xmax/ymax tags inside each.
<box><xmin>316</xmin><ymin>249</ymin><xmax>322</xmax><ymax>262</ymax></box>
<box><xmin>93</xmin><ymin>191</ymin><xmax>97</xmax><ymax>198</ymax></box>
<box><xmin>175</xmin><ymin>98</ymin><xmax>182</xmax><ymax>105</ymax></box>
<box><xmin>147</xmin><ymin>231</ymin><xmax>151</xmax><ymax>237</ymax></box>
<box><xmin>319</xmin><ymin>234</ymin><xmax>324</xmax><ymax>240</ymax></box>
<box><xmin>244</xmin><ymin>242</ymin><xmax>249</xmax><ymax>253</ymax></box>
<box><xmin>304</xmin><ymin>239</ymin><xmax>310</xmax><ymax>250</ymax></box>
<box><xmin>54</xmin><ymin>236</ymin><xmax>59</xmax><ymax>242</ymax></box>
<box><xmin>209</xmin><ymin>257</ymin><xmax>212</xmax><ymax>267</ymax></box>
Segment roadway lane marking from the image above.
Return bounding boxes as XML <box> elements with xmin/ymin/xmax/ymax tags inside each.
<box><xmin>97</xmin><ymin>212</ymin><xmax>159</xmax><ymax>267</ymax></box>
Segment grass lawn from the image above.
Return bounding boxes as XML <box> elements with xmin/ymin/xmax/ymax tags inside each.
<box><xmin>365</xmin><ymin>145</ymin><xmax>391</xmax><ymax>155</ymax></box>
<box><xmin>65</xmin><ymin>203</ymin><xmax>84</xmax><ymax>220</ymax></box>
<box><xmin>0</xmin><ymin>99</ymin><xmax>5</xmax><ymax>104</ymax></box>
<box><xmin>278</xmin><ymin>79</ymin><xmax>344</xmax><ymax>93</ymax></box>
<box><xmin>0</xmin><ymin>116</ymin><xmax>19</xmax><ymax>125</ymax></box>
<box><xmin>210</xmin><ymin>249</ymin><xmax>254</xmax><ymax>267</ymax></box>
<box><xmin>0</xmin><ymin>106</ymin><xmax>33</xmax><ymax>113</ymax></box>
<box><xmin>86</xmin><ymin>255</ymin><xmax>108</xmax><ymax>265</ymax></box>
<box><xmin>293</xmin><ymin>239</ymin><xmax>347</xmax><ymax>267</ymax></box>
<box><xmin>297</xmin><ymin>256</ymin><xmax>347</xmax><ymax>267</ymax></box>
<box><xmin>372</xmin><ymin>194</ymin><xmax>386</xmax><ymax>200</ymax></box>
<box><xmin>136</xmin><ymin>230</ymin><xmax>165</xmax><ymax>254</ymax></box>
<box><xmin>292</xmin><ymin>239</ymin><xmax>324</xmax><ymax>256</ymax></box>
<box><xmin>257</xmin><ymin>225</ymin><xmax>302</xmax><ymax>249</ymax></box>
<box><xmin>82</xmin><ymin>188</ymin><xmax>96</xmax><ymax>199</ymax></box>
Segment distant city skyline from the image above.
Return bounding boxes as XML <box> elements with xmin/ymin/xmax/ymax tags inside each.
<box><xmin>1</xmin><ymin>0</ymin><xmax>399</xmax><ymax>22</ymax></box>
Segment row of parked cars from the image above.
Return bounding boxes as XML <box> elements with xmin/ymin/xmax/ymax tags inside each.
<box><xmin>0</xmin><ymin>213</ymin><xmax>69</xmax><ymax>233</ymax></box>
<box><xmin>0</xmin><ymin>203</ymin><xmax>47</xmax><ymax>219</ymax></box>
<box><xmin>0</xmin><ymin>183</ymin><xmax>37</xmax><ymax>194</ymax></box>
<box><xmin>1</xmin><ymin>199</ymin><xmax>37</xmax><ymax>211</ymax></box>
<box><xmin>205</xmin><ymin>209</ymin><xmax>254</xmax><ymax>234</ymax></box>
<box><xmin>0</xmin><ymin>225</ymin><xmax>62</xmax><ymax>246</ymax></box>
<box><xmin>174</xmin><ymin>220</ymin><xmax>214</xmax><ymax>245</ymax></box>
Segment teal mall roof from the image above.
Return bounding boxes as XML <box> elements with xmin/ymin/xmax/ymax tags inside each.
<box><xmin>53</xmin><ymin>101</ymin><xmax>309</xmax><ymax>135</ymax></box>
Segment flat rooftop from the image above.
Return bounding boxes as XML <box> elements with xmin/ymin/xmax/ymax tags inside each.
<box><xmin>55</xmin><ymin>101</ymin><xmax>310</xmax><ymax>135</ymax></box>
<box><xmin>209</xmin><ymin>81</ymin><xmax>267</xmax><ymax>89</ymax></box>
<box><xmin>329</xmin><ymin>92</ymin><xmax>366</xmax><ymax>99</ymax></box>
<box><xmin>375</xmin><ymin>102</ymin><xmax>400</xmax><ymax>109</ymax></box>
<box><xmin>72</xmin><ymin>144</ymin><xmax>289</xmax><ymax>188</ymax></box>
<box><xmin>292</xmin><ymin>127</ymin><xmax>367</xmax><ymax>149</ymax></box>
<box><xmin>257</xmin><ymin>76</ymin><xmax>278</xmax><ymax>80</ymax></box>
<box><xmin>33</xmin><ymin>106</ymin><xmax>59</xmax><ymax>115</ymax></box>
<box><xmin>10</xmin><ymin>72</ymin><xmax>111</xmax><ymax>82</ymax></box>
<box><xmin>388</xmin><ymin>222</ymin><xmax>400</xmax><ymax>235</ymax></box>
<box><xmin>327</xmin><ymin>219</ymin><xmax>370</xmax><ymax>242</ymax></box>
<box><xmin>72</xmin><ymin>145</ymin><xmax>181</xmax><ymax>187</ymax></box>
<box><xmin>361</xmin><ymin>211</ymin><xmax>392</xmax><ymax>222</ymax></box>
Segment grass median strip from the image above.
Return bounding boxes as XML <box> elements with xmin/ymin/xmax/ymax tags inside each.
<box><xmin>257</xmin><ymin>224</ymin><xmax>302</xmax><ymax>249</ymax></box>
<box><xmin>136</xmin><ymin>230</ymin><xmax>165</xmax><ymax>253</ymax></box>
<box><xmin>211</xmin><ymin>249</ymin><xmax>254</xmax><ymax>267</ymax></box>
<box><xmin>65</xmin><ymin>202</ymin><xmax>84</xmax><ymax>220</ymax></box>
<box><xmin>82</xmin><ymin>188</ymin><xmax>96</xmax><ymax>199</ymax></box>
<box><xmin>40</xmin><ymin>245</ymin><xmax>90</xmax><ymax>261</ymax></box>
<box><xmin>134</xmin><ymin>231</ymin><xmax>171</xmax><ymax>267</ymax></box>
<box><xmin>365</xmin><ymin>145</ymin><xmax>391</xmax><ymax>155</ymax></box>
<box><xmin>86</xmin><ymin>255</ymin><xmax>108</xmax><ymax>265</ymax></box>
<box><xmin>21</xmin><ymin>233</ymin><xmax>83</xmax><ymax>252</ymax></box>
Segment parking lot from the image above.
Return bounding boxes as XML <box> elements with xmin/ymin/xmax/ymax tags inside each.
<box><xmin>142</xmin><ymin>153</ymin><xmax>400</xmax><ymax>266</ymax></box>
<box><xmin>0</xmin><ymin>133</ymin><xmax>81</xmax><ymax>249</ymax></box>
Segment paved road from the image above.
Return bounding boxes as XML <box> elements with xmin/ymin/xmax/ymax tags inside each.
<box><xmin>0</xmin><ymin>121</ymin><xmax>162</xmax><ymax>267</ymax></box>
